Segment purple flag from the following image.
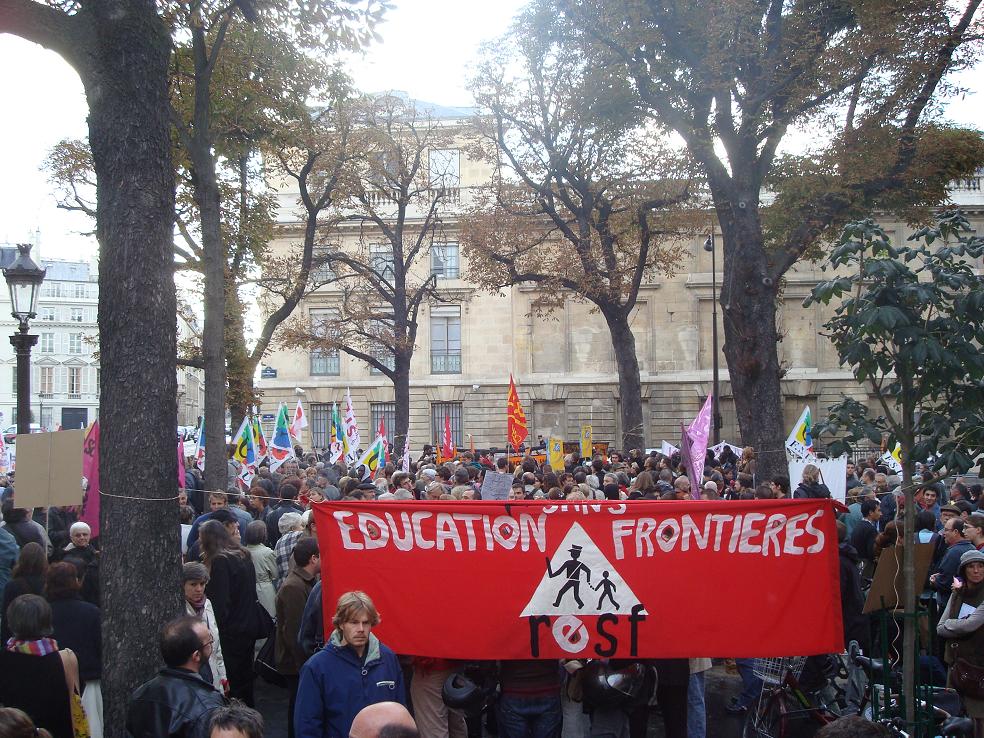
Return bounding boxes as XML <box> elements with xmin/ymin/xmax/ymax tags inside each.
<box><xmin>684</xmin><ymin>395</ymin><xmax>714</xmax><ymax>500</ymax></box>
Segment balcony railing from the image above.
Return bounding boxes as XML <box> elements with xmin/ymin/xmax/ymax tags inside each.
<box><xmin>310</xmin><ymin>351</ymin><xmax>340</xmax><ymax>376</ymax></box>
<box><xmin>431</xmin><ymin>351</ymin><xmax>461</xmax><ymax>374</ymax></box>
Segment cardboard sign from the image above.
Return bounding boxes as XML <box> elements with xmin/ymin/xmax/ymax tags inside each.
<box><xmin>314</xmin><ymin>499</ymin><xmax>843</xmax><ymax>659</ymax></box>
<box><xmin>863</xmin><ymin>543</ymin><xmax>935</xmax><ymax>614</ymax></box>
<box><xmin>481</xmin><ymin>471</ymin><xmax>513</xmax><ymax>501</ymax></box>
<box><xmin>13</xmin><ymin>430</ymin><xmax>85</xmax><ymax>508</ymax></box>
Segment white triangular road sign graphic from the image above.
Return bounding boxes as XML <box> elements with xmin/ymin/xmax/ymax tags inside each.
<box><xmin>521</xmin><ymin>522</ymin><xmax>647</xmax><ymax>616</ymax></box>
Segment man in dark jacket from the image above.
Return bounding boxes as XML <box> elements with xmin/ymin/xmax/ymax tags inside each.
<box><xmin>850</xmin><ymin>498</ymin><xmax>881</xmax><ymax>577</ymax></box>
<box><xmin>276</xmin><ymin>537</ymin><xmax>320</xmax><ymax>738</ymax></box>
<box><xmin>930</xmin><ymin>518</ymin><xmax>974</xmax><ymax>606</ymax></box>
<box><xmin>126</xmin><ymin>616</ymin><xmax>225</xmax><ymax>737</ymax></box>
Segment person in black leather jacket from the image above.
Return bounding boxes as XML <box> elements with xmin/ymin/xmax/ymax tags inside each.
<box><xmin>126</xmin><ymin>616</ymin><xmax>225</xmax><ymax>738</ymax></box>
<box><xmin>793</xmin><ymin>464</ymin><xmax>832</xmax><ymax>499</ymax></box>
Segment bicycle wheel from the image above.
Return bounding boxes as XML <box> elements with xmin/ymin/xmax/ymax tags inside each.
<box><xmin>744</xmin><ymin>692</ymin><xmax>789</xmax><ymax>738</ymax></box>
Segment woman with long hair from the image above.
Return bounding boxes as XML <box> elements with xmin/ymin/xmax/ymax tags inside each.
<box><xmin>939</xmin><ymin>549</ymin><xmax>984</xmax><ymax>737</ymax></box>
<box><xmin>1</xmin><ymin>542</ymin><xmax>47</xmax><ymax>642</ymax></box>
<box><xmin>199</xmin><ymin>519</ymin><xmax>258</xmax><ymax>706</ymax></box>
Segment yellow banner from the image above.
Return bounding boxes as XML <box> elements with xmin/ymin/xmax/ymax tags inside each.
<box><xmin>548</xmin><ymin>437</ymin><xmax>564</xmax><ymax>471</ymax></box>
<box><xmin>580</xmin><ymin>425</ymin><xmax>593</xmax><ymax>459</ymax></box>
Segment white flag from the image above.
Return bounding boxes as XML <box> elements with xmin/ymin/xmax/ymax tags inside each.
<box><xmin>343</xmin><ymin>388</ymin><xmax>361</xmax><ymax>463</ymax></box>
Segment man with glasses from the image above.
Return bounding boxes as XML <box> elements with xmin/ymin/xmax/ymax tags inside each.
<box><xmin>126</xmin><ymin>615</ymin><xmax>226</xmax><ymax>737</ymax></box>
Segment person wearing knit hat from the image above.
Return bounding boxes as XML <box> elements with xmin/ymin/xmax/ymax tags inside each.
<box><xmin>181</xmin><ymin>561</ymin><xmax>228</xmax><ymax>694</ymax></box>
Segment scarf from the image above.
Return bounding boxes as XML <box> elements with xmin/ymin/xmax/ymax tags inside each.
<box><xmin>6</xmin><ymin>637</ymin><xmax>59</xmax><ymax>656</ymax></box>
<box><xmin>187</xmin><ymin>595</ymin><xmax>206</xmax><ymax>616</ymax></box>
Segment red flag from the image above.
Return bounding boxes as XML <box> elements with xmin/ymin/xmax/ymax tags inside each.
<box><xmin>442</xmin><ymin>413</ymin><xmax>454</xmax><ymax>458</ymax></box>
<box><xmin>507</xmin><ymin>374</ymin><xmax>528</xmax><ymax>449</ymax></box>
<box><xmin>313</xmin><ymin>499</ymin><xmax>843</xmax><ymax>659</ymax></box>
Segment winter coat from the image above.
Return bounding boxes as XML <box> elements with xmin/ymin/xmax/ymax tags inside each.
<box><xmin>838</xmin><ymin>542</ymin><xmax>870</xmax><ymax>650</ymax></box>
<box><xmin>50</xmin><ymin>594</ymin><xmax>102</xmax><ymax>682</ymax></box>
<box><xmin>0</xmin><ymin>527</ymin><xmax>17</xmax><ymax>603</ymax></box>
<box><xmin>793</xmin><ymin>480</ymin><xmax>831</xmax><ymax>499</ymax></box>
<box><xmin>185</xmin><ymin>598</ymin><xmax>227</xmax><ymax>692</ymax></box>
<box><xmin>247</xmin><ymin>544</ymin><xmax>278</xmax><ymax>617</ymax></box>
<box><xmin>294</xmin><ymin>631</ymin><xmax>406</xmax><ymax>738</ymax></box>
<box><xmin>125</xmin><ymin>667</ymin><xmax>225</xmax><ymax>738</ymax></box>
<box><xmin>933</xmin><ymin>539</ymin><xmax>975</xmax><ymax>600</ymax></box>
<box><xmin>205</xmin><ymin>551</ymin><xmax>257</xmax><ymax>638</ymax></box>
<box><xmin>275</xmin><ymin>566</ymin><xmax>317</xmax><ymax>675</ymax></box>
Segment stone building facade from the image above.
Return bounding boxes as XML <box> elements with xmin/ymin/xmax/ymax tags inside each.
<box><xmin>257</xmin><ymin>105</ymin><xmax>984</xmax><ymax>453</ymax></box>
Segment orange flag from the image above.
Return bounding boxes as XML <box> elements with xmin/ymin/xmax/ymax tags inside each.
<box><xmin>506</xmin><ymin>374</ymin><xmax>528</xmax><ymax>450</ymax></box>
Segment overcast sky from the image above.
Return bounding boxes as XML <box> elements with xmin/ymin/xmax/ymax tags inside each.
<box><xmin>0</xmin><ymin>1</ymin><xmax>980</xmax><ymax>263</ymax></box>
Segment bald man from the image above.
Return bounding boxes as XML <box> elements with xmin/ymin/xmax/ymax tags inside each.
<box><xmin>349</xmin><ymin>702</ymin><xmax>418</xmax><ymax>738</ymax></box>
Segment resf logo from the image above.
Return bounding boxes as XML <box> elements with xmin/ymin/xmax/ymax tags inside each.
<box><xmin>522</xmin><ymin>523</ymin><xmax>647</xmax><ymax>657</ymax></box>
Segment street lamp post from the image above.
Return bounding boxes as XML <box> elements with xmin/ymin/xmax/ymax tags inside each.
<box><xmin>703</xmin><ymin>233</ymin><xmax>723</xmax><ymax>446</ymax></box>
<box><xmin>3</xmin><ymin>244</ymin><xmax>47</xmax><ymax>436</ymax></box>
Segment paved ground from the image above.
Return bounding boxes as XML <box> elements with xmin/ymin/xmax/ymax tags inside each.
<box><xmin>255</xmin><ymin>664</ymin><xmax>751</xmax><ymax>738</ymax></box>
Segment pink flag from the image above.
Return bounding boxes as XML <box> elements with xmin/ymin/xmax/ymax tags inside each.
<box><xmin>178</xmin><ymin>436</ymin><xmax>186</xmax><ymax>489</ymax></box>
<box><xmin>80</xmin><ymin>421</ymin><xmax>100</xmax><ymax>538</ymax></box>
<box><xmin>684</xmin><ymin>395</ymin><xmax>714</xmax><ymax>500</ymax></box>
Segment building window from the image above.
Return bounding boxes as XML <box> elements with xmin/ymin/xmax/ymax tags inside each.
<box><xmin>309</xmin><ymin>309</ymin><xmax>340</xmax><ymax>376</ymax></box>
<box><xmin>11</xmin><ymin>367</ymin><xmax>16</xmax><ymax>395</ymax></box>
<box><xmin>369</xmin><ymin>318</ymin><xmax>395</xmax><ymax>375</ymax></box>
<box><xmin>431</xmin><ymin>243</ymin><xmax>459</xmax><ymax>279</ymax></box>
<box><xmin>311</xmin><ymin>246</ymin><xmax>335</xmax><ymax>286</ymax></box>
<box><xmin>70</xmin><ymin>308</ymin><xmax>83</xmax><ymax>322</ymax></box>
<box><xmin>310</xmin><ymin>349</ymin><xmax>340</xmax><ymax>376</ymax></box>
<box><xmin>40</xmin><ymin>308</ymin><xmax>55</xmax><ymax>322</ymax></box>
<box><xmin>310</xmin><ymin>403</ymin><xmax>331</xmax><ymax>449</ymax></box>
<box><xmin>68</xmin><ymin>367</ymin><xmax>82</xmax><ymax>398</ymax></box>
<box><xmin>431</xmin><ymin>402</ymin><xmax>462</xmax><ymax>448</ymax></box>
<box><xmin>369</xmin><ymin>243</ymin><xmax>396</xmax><ymax>281</ymax></box>
<box><xmin>429</xmin><ymin>149</ymin><xmax>460</xmax><ymax>189</ymax></box>
<box><xmin>39</xmin><ymin>367</ymin><xmax>53</xmax><ymax>398</ymax></box>
<box><xmin>74</xmin><ymin>283</ymin><xmax>88</xmax><ymax>299</ymax></box>
<box><xmin>40</xmin><ymin>406</ymin><xmax>52</xmax><ymax>430</ymax></box>
<box><xmin>69</xmin><ymin>333</ymin><xmax>83</xmax><ymax>354</ymax></box>
<box><xmin>371</xmin><ymin>402</ymin><xmax>396</xmax><ymax>438</ymax></box>
<box><xmin>40</xmin><ymin>333</ymin><xmax>54</xmax><ymax>353</ymax></box>
<box><xmin>430</xmin><ymin>305</ymin><xmax>461</xmax><ymax>374</ymax></box>
<box><xmin>42</xmin><ymin>282</ymin><xmax>62</xmax><ymax>298</ymax></box>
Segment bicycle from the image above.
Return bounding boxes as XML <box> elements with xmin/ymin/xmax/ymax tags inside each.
<box><xmin>742</xmin><ymin>656</ymin><xmax>844</xmax><ymax>738</ymax></box>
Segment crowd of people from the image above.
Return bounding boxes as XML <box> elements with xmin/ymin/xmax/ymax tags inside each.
<box><xmin>0</xmin><ymin>437</ymin><xmax>981</xmax><ymax>737</ymax></box>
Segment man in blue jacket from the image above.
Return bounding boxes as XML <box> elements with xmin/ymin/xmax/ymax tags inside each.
<box><xmin>295</xmin><ymin>590</ymin><xmax>406</xmax><ymax>738</ymax></box>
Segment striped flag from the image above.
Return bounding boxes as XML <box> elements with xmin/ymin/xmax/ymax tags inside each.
<box><xmin>356</xmin><ymin>436</ymin><xmax>386</xmax><ymax>480</ymax></box>
<box><xmin>269</xmin><ymin>403</ymin><xmax>295</xmax><ymax>472</ymax></box>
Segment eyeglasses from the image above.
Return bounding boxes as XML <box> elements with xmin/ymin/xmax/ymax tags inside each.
<box><xmin>198</xmin><ymin>638</ymin><xmax>214</xmax><ymax>650</ymax></box>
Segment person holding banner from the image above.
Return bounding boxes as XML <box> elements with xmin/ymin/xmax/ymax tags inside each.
<box><xmin>294</xmin><ymin>591</ymin><xmax>405</xmax><ymax>738</ymax></box>
<box><xmin>792</xmin><ymin>465</ymin><xmax>831</xmax><ymax>500</ymax></box>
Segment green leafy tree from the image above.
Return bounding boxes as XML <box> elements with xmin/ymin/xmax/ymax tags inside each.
<box><xmin>463</xmin><ymin>14</ymin><xmax>691</xmax><ymax>452</ymax></box>
<box><xmin>807</xmin><ymin>211</ymin><xmax>984</xmax><ymax>723</ymax></box>
<box><xmin>543</xmin><ymin>0</ymin><xmax>984</xmax><ymax>483</ymax></box>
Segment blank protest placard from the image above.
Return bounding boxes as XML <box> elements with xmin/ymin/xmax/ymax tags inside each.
<box><xmin>13</xmin><ymin>430</ymin><xmax>85</xmax><ymax>509</ymax></box>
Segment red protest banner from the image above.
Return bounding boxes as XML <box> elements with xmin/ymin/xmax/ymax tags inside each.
<box><xmin>312</xmin><ymin>499</ymin><xmax>843</xmax><ymax>660</ymax></box>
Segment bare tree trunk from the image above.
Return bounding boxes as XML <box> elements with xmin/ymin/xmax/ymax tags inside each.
<box><xmin>87</xmin><ymin>3</ymin><xmax>183</xmax><ymax>732</ymax></box>
<box><xmin>226</xmin><ymin>286</ymin><xmax>253</xmax><ymax>434</ymax></box>
<box><xmin>392</xmin><ymin>357</ymin><xmax>410</xmax><ymax>459</ymax></box>
<box><xmin>719</xmin><ymin>209</ymin><xmax>786</xmax><ymax>482</ymax></box>
<box><xmin>605</xmin><ymin>310</ymin><xmax>645</xmax><ymax>452</ymax></box>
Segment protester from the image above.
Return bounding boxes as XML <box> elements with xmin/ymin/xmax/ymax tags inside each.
<box><xmin>938</xmin><ymin>549</ymin><xmax>984</xmax><ymax>736</ymax></box>
<box><xmin>931</xmin><ymin>518</ymin><xmax>974</xmax><ymax>606</ymax></box>
<box><xmin>349</xmin><ymin>702</ymin><xmax>419</xmax><ymax>738</ymax></box>
<box><xmin>1</xmin><ymin>503</ymin><xmax>51</xmax><ymax>555</ymax></box>
<box><xmin>200</xmin><ymin>520</ymin><xmax>258</xmax><ymax>706</ymax></box>
<box><xmin>0</xmin><ymin>525</ymin><xmax>18</xmax><ymax>603</ymax></box>
<box><xmin>274</xmin><ymin>512</ymin><xmax>305</xmax><ymax>587</ymax></box>
<box><xmin>125</xmin><ymin>616</ymin><xmax>225</xmax><ymax>737</ymax></box>
<box><xmin>793</xmin><ymin>464</ymin><xmax>832</xmax><ymax>499</ymax></box>
<box><xmin>46</xmin><ymin>562</ymin><xmax>102</xmax><ymax>737</ymax></box>
<box><xmin>183</xmin><ymin>561</ymin><xmax>228</xmax><ymax>695</ymax></box>
<box><xmin>244</xmin><ymin>521</ymin><xmax>277</xmax><ymax>618</ymax></box>
<box><xmin>276</xmin><ymin>537</ymin><xmax>320</xmax><ymax>738</ymax></box>
<box><xmin>60</xmin><ymin>522</ymin><xmax>100</xmax><ymax>607</ymax></box>
<box><xmin>294</xmin><ymin>591</ymin><xmax>405</xmax><ymax>737</ymax></box>
<box><xmin>0</xmin><ymin>541</ymin><xmax>47</xmax><ymax>642</ymax></box>
<box><xmin>0</xmin><ymin>706</ymin><xmax>55</xmax><ymax>738</ymax></box>
<box><xmin>0</xmin><ymin>594</ymin><xmax>82</xmax><ymax>738</ymax></box>
<box><xmin>207</xmin><ymin>704</ymin><xmax>265</xmax><ymax>738</ymax></box>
